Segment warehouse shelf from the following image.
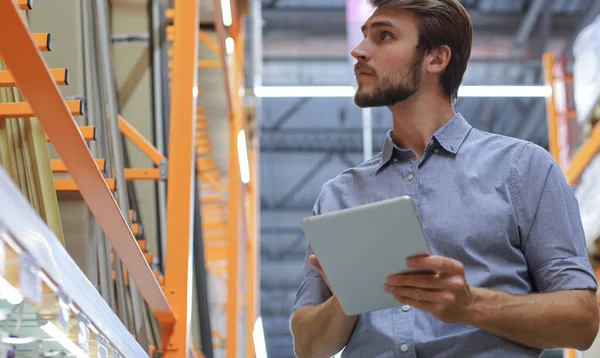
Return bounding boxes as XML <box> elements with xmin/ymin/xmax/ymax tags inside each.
<box><xmin>0</xmin><ymin>0</ymin><xmax>257</xmax><ymax>355</ymax></box>
<box><xmin>0</xmin><ymin>166</ymin><xmax>146</xmax><ymax>357</ymax></box>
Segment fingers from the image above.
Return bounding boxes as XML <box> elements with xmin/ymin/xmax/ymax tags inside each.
<box><xmin>387</xmin><ymin>272</ymin><xmax>447</xmax><ymax>289</ymax></box>
<box><xmin>407</xmin><ymin>255</ymin><xmax>464</xmax><ymax>275</ymax></box>
<box><xmin>385</xmin><ymin>285</ymin><xmax>451</xmax><ymax>303</ymax></box>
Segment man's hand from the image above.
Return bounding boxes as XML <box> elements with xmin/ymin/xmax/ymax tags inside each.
<box><xmin>309</xmin><ymin>255</ymin><xmax>333</xmax><ymax>292</ymax></box>
<box><xmin>384</xmin><ymin>255</ymin><xmax>475</xmax><ymax>323</ymax></box>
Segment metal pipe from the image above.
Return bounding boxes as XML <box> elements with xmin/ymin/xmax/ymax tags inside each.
<box><xmin>92</xmin><ymin>0</ymin><xmax>132</xmax><ymax>331</ymax></box>
<box><xmin>93</xmin><ymin>0</ymin><xmax>149</xmax><ymax>346</ymax></box>
<box><xmin>193</xmin><ymin>175</ymin><xmax>214</xmax><ymax>358</ymax></box>
<box><xmin>82</xmin><ymin>0</ymin><xmax>115</xmax><ymax>311</ymax></box>
<box><xmin>150</xmin><ymin>0</ymin><xmax>168</xmax><ymax>273</ymax></box>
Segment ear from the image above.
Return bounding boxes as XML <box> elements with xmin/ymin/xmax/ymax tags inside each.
<box><xmin>425</xmin><ymin>45</ymin><xmax>451</xmax><ymax>75</ymax></box>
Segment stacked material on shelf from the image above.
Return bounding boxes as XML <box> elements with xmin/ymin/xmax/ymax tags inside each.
<box><xmin>0</xmin><ymin>13</ymin><xmax>64</xmax><ymax>246</ymax></box>
<box><xmin>574</xmin><ymin>152</ymin><xmax>600</xmax><ymax>262</ymax></box>
<box><xmin>573</xmin><ymin>14</ymin><xmax>600</xmax><ymax>128</ymax></box>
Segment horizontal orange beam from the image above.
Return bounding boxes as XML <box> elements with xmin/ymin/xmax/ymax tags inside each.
<box><xmin>129</xmin><ymin>209</ymin><xmax>135</xmax><ymax>222</ymax></box>
<box><xmin>165</xmin><ymin>8</ymin><xmax>174</xmax><ymax>19</ymax></box>
<box><xmin>201</xmin><ymin>196</ymin><xmax>223</xmax><ymax>204</ymax></box>
<box><xmin>125</xmin><ymin>168</ymin><xmax>161</xmax><ymax>180</ymax></box>
<box><xmin>198</xmin><ymin>60</ymin><xmax>221</xmax><ymax>68</ymax></box>
<box><xmin>203</xmin><ymin>221</ymin><xmax>227</xmax><ymax>231</ymax></box>
<box><xmin>55</xmin><ymin>178</ymin><xmax>115</xmax><ymax>192</ymax></box>
<box><xmin>0</xmin><ymin>68</ymin><xmax>68</xmax><ymax>87</ymax></box>
<box><xmin>565</xmin><ymin>122</ymin><xmax>600</xmax><ymax>186</ymax></box>
<box><xmin>205</xmin><ymin>245</ymin><xmax>227</xmax><ymax>260</ymax></box>
<box><xmin>32</xmin><ymin>33</ymin><xmax>51</xmax><ymax>52</ymax></box>
<box><xmin>204</xmin><ymin>235</ymin><xmax>226</xmax><ymax>242</ymax></box>
<box><xmin>52</xmin><ymin>159</ymin><xmax>105</xmax><ymax>172</ymax></box>
<box><xmin>138</xmin><ymin>240</ymin><xmax>147</xmax><ymax>252</ymax></box>
<box><xmin>46</xmin><ymin>126</ymin><xmax>95</xmax><ymax>141</ymax></box>
<box><xmin>17</xmin><ymin>0</ymin><xmax>32</xmax><ymax>10</ymax></box>
<box><xmin>0</xmin><ymin>100</ymin><xmax>82</xmax><ymax>118</ymax></box>
<box><xmin>196</xmin><ymin>147</ymin><xmax>212</xmax><ymax>154</ymax></box>
<box><xmin>131</xmin><ymin>223</ymin><xmax>140</xmax><ymax>236</ymax></box>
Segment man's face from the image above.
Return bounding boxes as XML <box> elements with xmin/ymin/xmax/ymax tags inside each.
<box><xmin>352</xmin><ymin>9</ymin><xmax>425</xmax><ymax>108</ymax></box>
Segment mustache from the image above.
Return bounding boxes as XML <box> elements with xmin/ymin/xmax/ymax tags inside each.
<box><xmin>354</xmin><ymin>63</ymin><xmax>377</xmax><ymax>75</ymax></box>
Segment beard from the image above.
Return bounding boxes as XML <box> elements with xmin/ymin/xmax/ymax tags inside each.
<box><xmin>354</xmin><ymin>51</ymin><xmax>424</xmax><ymax>108</ymax></box>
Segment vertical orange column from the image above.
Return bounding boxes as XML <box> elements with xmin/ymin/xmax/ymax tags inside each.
<box><xmin>543</xmin><ymin>52</ymin><xmax>559</xmax><ymax>165</ymax></box>
<box><xmin>162</xmin><ymin>0</ymin><xmax>200</xmax><ymax>355</ymax></box>
<box><xmin>226</xmin><ymin>111</ymin><xmax>241</xmax><ymax>358</ymax></box>
<box><xmin>246</xmin><ymin>146</ymin><xmax>258</xmax><ymax>358</ymax></box>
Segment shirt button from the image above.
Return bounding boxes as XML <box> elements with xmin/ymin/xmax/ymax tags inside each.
<box><xmin>402</xmin><ymin>305</ymin><xmax>410</xmax><ymax>312</ymax></box>
<box><xmin>434</xmin><ymin>148</ymin><xmax>440</xmax><ymax>154</ymax></box>
<box><xmin>393</xmin><ymin>158</ymin><xmax>398</xmax><ymax>163</ymax></box>
<box><xmin>407</xmin><ymin>173</ymin><xmax>414</xmax><ymax>181</ymax></box>
<box><xmin>400</xmin><ymin>344</ymin><xmax>409</xmax><ymax>352</ymax></box>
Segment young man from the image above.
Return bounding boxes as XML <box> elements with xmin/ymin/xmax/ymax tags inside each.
<box><xmin>289</xmin><ymin>1</ymin><xmax>600</xmax><ymax>357</ymax></box>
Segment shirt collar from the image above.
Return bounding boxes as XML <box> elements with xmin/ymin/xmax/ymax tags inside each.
<box><xmin>378</xmin><ymin>113</ymin><xmax>472</xmax><ymax>170</ymax></box>
<box><xmin>433</xmin><ymin>113</ymin><xmax>472</xmax><ymax>154</ymax></box>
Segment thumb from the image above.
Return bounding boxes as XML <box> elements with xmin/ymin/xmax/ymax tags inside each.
<box><xmin>308</xmin><ymin>255</ymin><xmax>324</xmax><ymax>275</ymax></box>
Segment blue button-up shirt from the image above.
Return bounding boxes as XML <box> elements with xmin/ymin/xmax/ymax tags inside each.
<box><xmin>292</xmin><ymin>113</ymin><xmax>598</xmax><ymax>357</ymax></box>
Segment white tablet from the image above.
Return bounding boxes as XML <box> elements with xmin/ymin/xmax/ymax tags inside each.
<box><xmin>300</xmin><ymin>195</ymin><xmax>431</xmax><ymax>316</ymax></box>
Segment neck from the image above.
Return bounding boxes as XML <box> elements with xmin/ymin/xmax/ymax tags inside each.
<box><xmin>388</xmin><ymin>90</ymin><xmax>455</xmax><ymax>158</ymax></box>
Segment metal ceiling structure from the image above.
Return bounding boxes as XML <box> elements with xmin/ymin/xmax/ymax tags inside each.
<box><xmin>257</xmin><ymin>0</ymin><xmax>600</xmax><ymax>356</ymax></box>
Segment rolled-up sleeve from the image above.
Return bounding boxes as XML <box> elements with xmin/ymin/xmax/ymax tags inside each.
<box><xmin>292</xmin><ymin>188</ymin><xmax>333</xmax><ymax>313</ymax></box>
<box><xmin>512</xmin><ymin>143</ymin><xmax>598</xmax><ymax>293</ymax></box>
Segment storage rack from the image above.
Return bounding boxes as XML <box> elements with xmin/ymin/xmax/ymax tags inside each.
<box><xmin>543</xmin><ymin>52</ymin><xmax>600</xmax><ymax>358</ymax></box>
<box><xmin>0</xmin><ymin>0</ymin><xmax>257</xmax><ymax>356</ymax></box>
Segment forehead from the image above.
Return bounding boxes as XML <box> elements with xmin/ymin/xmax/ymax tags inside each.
<box><xmin>361</xmin><ymin>7</ymin><xmax>418</xmax><ymax>33</ymax></box>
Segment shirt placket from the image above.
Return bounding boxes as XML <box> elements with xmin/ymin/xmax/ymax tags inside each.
<box><xmin>393</xmin><ymin>154</ymin><xmax>419</xmax><ymax>357</ymax></box>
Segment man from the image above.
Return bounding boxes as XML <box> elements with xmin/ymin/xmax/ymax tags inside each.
<box><xmin>289</xmin><ymin>0</ymin><xmax>600</xmax><ymax>357</ymax></box>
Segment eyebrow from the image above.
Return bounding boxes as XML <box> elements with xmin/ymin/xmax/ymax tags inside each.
<box><xmin>361</xmin><ymin>20</ymin><xmax>396</xmax><ymax>35</ymax></box>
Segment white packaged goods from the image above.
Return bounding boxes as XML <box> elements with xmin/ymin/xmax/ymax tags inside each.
<box><xmin>574</xmin><ymin>154</ymin><xmax>600</xmax><ymax>251</ymax></box>
<box><xmin>573</xmin><ymin>15</ymin><xmax>600</xmax><ymax>125</ymax></box>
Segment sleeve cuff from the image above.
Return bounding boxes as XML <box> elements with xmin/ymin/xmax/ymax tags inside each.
<box><xmin>532</xmin><ymin>256</ymin><xmax>598</xmax><ymax>292</ymax></box>
<box><xmin>292</xmin><ymin>276</ymin><xmax>332</xmax><ymax>313</ymax></box>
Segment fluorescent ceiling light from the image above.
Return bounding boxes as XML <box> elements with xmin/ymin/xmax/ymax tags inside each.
<box><xmin>220</xmin><ymin>0</ymin><xmax>232</xmax><ymax>26</ymax></box>
<box><xmin>41</xmin><ymin>321</ymin><xmax>88</xmax><ymax>358</ymax></box>
<box><xmin>254</xmin><ymin>85</ymin><xmax>552</xmax><ymax>98</ymax></box>
<box><xmin>225</xmin><ymin>37</ymin><xmax>235</xmax><ymax>55</ymax></box>
<box><xmin>253</xmin><ymin>317</ymin><xmax>268</xmax><ymax>358</ymax></box>
<box><xmin>0</xmin><ymin>276</ymin><xmax>23</xmax><ymax>305</ymax></box>
<box><xmin>237</xmin><ymin>130</ymin><xmax>250</xmax><ymax>184</ymax></box>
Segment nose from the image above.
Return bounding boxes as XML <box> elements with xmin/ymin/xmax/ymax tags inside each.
<box><xmin>351</xmin><ymin>41</ymin><xmax>370</xmax><ymax>62</ymax></box>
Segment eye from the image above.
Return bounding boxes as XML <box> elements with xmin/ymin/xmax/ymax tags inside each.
<box><xmin>380</xmin><ymin>31</ymin><xmax>393</xmax><ymax>41</ymax></box>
